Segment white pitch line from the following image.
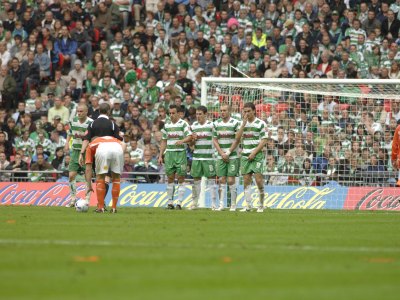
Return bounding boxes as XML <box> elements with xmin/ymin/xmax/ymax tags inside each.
<box><xmin>0</xmin><ymin>239</ymin><xmax>399</xmax><ymax>254</ymax></box>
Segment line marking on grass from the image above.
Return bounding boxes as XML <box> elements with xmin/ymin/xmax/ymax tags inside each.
<box><xmin>0</xmin><ymin>239</ymin><xmax>399</xmax><ymax>254</ymax></box>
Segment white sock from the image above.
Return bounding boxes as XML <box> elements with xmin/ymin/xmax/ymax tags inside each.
<box><xmin>244</xmin><ymin>185</ymin><xmax>252</xmax><ymax>209</ymax></box>
<box><xmin>207</xmin><ymin>179</ymin><xmax>217</xmax><ymax>208</ymax></box>
<box><xmin>192</xmin><ymin>180</ymin><xmax>201</xmax><ymax>206</ymax></box>
<box><xmin>69</xmin><ymin>179</ymin><xmax>76</xmax><ymax>200</ymax></box>
<box><xmin>229</xmin><ymin>184</ymin><xmax>237</xmax><ymax>207</ymax></box>
<box><xmin>167</xmin><ymin>183</ymin><xmax>174</xmax><ymax>205</ymax></box>
<box><xmin>177</xmin><ymin>184</ymin><xmax>185</xmax><ymax>204</ymax></box>
<box><xmin>219</xmin><ymin>183</ymin><xmax>227</xmax><ymax>208</ymax></box>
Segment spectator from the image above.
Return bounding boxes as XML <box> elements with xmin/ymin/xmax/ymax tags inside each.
<box><xmin>134</xmin><ymin>149</ymin><xmax>159</xmax><ymax>183</ymax></box>
<box><xmin>30</xmin><ymin>153</ymin><xmax>55</xmax><ymax>182</ymax></box>
<box><xmin>48</xmin><ymin>97</ymin><xmax>70</xmax><ymax>124</ymax></box>
<box><xmin>0</xmin><ymin>151</ymin><xmax>10</xmax><ymax>181</ymax></box>
<box><xmin>54</xmin><ymin>26</ymin><xmax>77</xmax><ymax>72</ymax></box>
<box><xmin>0</xmin><ymin>65</ymin><xmax>16</xmax><ymax>110</ymax></box>
<box><xmin>121</xmin><ymin>152</ymin><xmax>135</xmax><ymax>183</ymax></box>
<box><xmin>299</xmin><ymin>158</ymin><xmax>316</xmax><ymax>186</ymax></box>
<box><xmin>0</xmin><ymin>41</ymin><xmax>11</xmax><ymax>67</ymax></box>
<box><xmin>6</xmin><ymin>152</ymin><xmax>28</xmax><ymax>181</ymax></box>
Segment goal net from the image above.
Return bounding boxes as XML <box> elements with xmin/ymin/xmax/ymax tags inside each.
<box><xmin>200</xmin><ymin>78</ymin><xmax>400</xmax><ymax>210</ymax></box>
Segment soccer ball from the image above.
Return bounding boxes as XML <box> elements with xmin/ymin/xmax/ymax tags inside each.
<box><xmin>75</xmin><ymin>199</ymin><xmax>89</xmax><ymax>213</ymax></box>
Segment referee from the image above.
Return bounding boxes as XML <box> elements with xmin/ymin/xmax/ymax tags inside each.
<box><xmin>79</xmin><ymin>102</ymin><xmax>123</xmax><ymax>164</ymax></box>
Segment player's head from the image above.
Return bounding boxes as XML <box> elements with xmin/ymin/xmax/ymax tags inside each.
<box><xmin>243</xmin><ymin>102</ymin><xmax>256</xmax><ymax>120</ymax></box>
<box><xmin>196</xmin><ymin>105</ymin><xmax>207</xmax><ymax>123</ymax></box>
<box><xmin>77</xmin><ymin>104</ymin><xmax>88</xmax><ymax>120</ymax></box>
<box><xmin>99</xmin><ymin>103</ymin><xmax>111</xmax><ymax>116</ymax></box>
<box><xmin>169</xmin><ymin>104</ymin><xmax>179</xmax><ymax>122</ymax></box>
<box><xmin>220</xmin><ymin>104</ymin><xmax>231</xmax><ymax>120</ymax></box>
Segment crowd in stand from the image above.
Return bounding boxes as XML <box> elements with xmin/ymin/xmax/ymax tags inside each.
<box><xmin>0</xmin><ymin>0</ymin><xmax>398</xmax><ymax>185</ymax></box>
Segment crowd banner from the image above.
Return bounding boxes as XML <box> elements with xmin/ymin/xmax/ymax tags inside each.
<box><xmin>0</xmin><ymin>182</ymin><xmax>399</xmax><ymax>211</ymax></box>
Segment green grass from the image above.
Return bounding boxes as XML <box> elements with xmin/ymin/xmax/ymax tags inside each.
<box><xmin>0</xmin><ymin>207</ymin><xmax>399</xmax><ymax>300</ymax></box>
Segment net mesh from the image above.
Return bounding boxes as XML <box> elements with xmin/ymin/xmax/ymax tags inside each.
<box><xmin>203</xmin><ymin>79</ymin><xmax>399</xmax><ymax>189</ymax></box>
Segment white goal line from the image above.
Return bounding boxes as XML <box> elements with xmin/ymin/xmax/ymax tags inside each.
<box><xmin>0</xmin><ymin>239</ymin><xmax>398</xmax><ymax>254</ymax></box>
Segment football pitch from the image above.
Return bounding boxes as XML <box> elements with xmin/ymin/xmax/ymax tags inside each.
<box><xmin>0</xmin><ymin>206</ymin><xmax>399</xmax><ymax>300</ymax></box>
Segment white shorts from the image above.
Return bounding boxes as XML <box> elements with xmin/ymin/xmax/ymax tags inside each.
<box><xmin>95</xmin><ymin>142</ymin><xmax>124</xmax><ymax>175</ymax></box>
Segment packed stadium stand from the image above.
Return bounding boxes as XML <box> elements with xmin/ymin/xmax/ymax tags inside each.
<box><xmin>0</xmin><ymin>0</ymin><xmax>398</xmax><ymax>185</ymax></box>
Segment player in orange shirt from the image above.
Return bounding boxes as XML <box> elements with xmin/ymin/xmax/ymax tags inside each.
<box><xmin>84</xmin><ymin>136</ymin><xmax>126</xmax><ymax>213</ymax></box>
<box><xmin>391</xmin><ymin>124</ymin><xmax>400</xmax><ymax>186</ymax></box>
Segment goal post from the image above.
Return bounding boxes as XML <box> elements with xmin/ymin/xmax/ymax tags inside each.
<box><xmin>200</xmin><ymin>78</ymin><xmax>400</xmax><ymax>210</ymax></box>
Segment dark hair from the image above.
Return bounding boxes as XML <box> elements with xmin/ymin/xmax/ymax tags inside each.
<box><xmin>243</xmin><ymin>102</ymin><xmax>256</xmax><ymax>111</ymax></box>
<box><xmin>169</xmin><ymin>104</ymin><xmax>178</xmax><ymax>110</ymax></box>
<box><xmin>196</xmin><ymin>105</ymin><xmax>207</xmax><ymax>114</ymax></box>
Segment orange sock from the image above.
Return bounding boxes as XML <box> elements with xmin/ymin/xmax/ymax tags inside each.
<box><xmin>111</xmin><ymin>179</ymin><xmax>120</xmax><ymax>209</ymax></box>
<box><xmin>96</xmin><ymin>180</ymin><xmax>106</xmax><ymax>209</ymax></box>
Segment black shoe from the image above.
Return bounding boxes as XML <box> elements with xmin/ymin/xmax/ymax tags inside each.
<box><xmin>110</xmin><ymin>208</ymin><xmax>117</xmax><ymax>213</ymax></box>
<box><xmin>94</xmin><ymin>208</ymin><xmax>105</xmax><ymax>213</ymax></box>
<box><xmin>176</xmin><ymin>204</ymin><xmax>182</xmax><ymax>210</ymax></box>
<box><xmin>166</xmin><ymin>204</ymin><xmax>175</xmax><ymax>210</ymax></box>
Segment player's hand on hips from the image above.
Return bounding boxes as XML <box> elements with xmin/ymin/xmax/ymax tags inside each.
<box><xmin>175</xmin><ymin>140</ymin><xmax>184</xmax><ymax>146</ymax></box>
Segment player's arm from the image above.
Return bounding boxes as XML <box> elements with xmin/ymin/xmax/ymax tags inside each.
<box><xmin>176</xmin><ymin>122</ymin><xmax>193</xmax><ymax>145</ymax></box>
<box><xmin>79</xmin><ymin>139</ymin><xmax>89</xmax><ymax>166</ymax></box>
<box><xmin>235</xmin><ymin>118</ymin><xmax>247</xmax><ymax>141</ymax></box>
<box><xmin>249</xmin><ymin>123</ymin><xmax>268</xmax><ymax>160</ymax></box>
<box><xmin>64</xmin><ymin>135</ymin><xmax>71</xmax><ymax>152</ymax></box>
<box><xmin>250</xmin><ymin>138</ymin><xmax>268</xmax><ymax>158</ymax></box>
<box><xmin>213</xmin><ymin>137</ymin><xmax>225</xmax><ymax>157</ymax></box>
<box><xmin>158</xmin><ymin>139</ymin><xmax>167</xmax><ymax>164</ymax></box>
<box><xmin>112</xmin><ymin>121</ymin><xmax>123</xmax><ymax>141</ymax></box>
<box><xmin>175</xmin><ymin>134</ymin><xmax>193</xmax><ymax>145</ymax></box>
<box><xmin>84</xmin><ymin>147</ymin><xmax>94</xmax><ymax>194</ymax></box>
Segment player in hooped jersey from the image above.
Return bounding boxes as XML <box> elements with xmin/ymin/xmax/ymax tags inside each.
<box><xmin>236</xmin><ymin>102</ymin><xmax>268</xmax><ymax>212</ymax></box>
<box><xmin>213</xmin><ymin>104</ymin><xmax>242</xmax><ymax>211</ymax></box>
<box><xmin>189</xmin><ymin>106</ymin><xmax>217</xmax><ymax>210</ymax></box>
<box><xmin>64</xmin><ymin>104</ymin><xmax>93</xmax><ymax>208</ymax></box>
<box><xmin>159</xmin><ymin>104</ymin><xmax>193</xmax><ymax>209</ymax></box>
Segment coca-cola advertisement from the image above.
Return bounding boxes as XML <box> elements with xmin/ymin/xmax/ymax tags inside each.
<box><xmin>345</xmin><ymin>188</ymin><xmax>400</xmax><ymax>211</ymax></box>
<box><xmin>0</xmin><ymin>183</ymin><xmax>96</xmax><ymax>206</ymax></box>
<box><xmin>1</xmin><ymin>182</ymin><xmax>399</xmax><ymax>211</ymax></box>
